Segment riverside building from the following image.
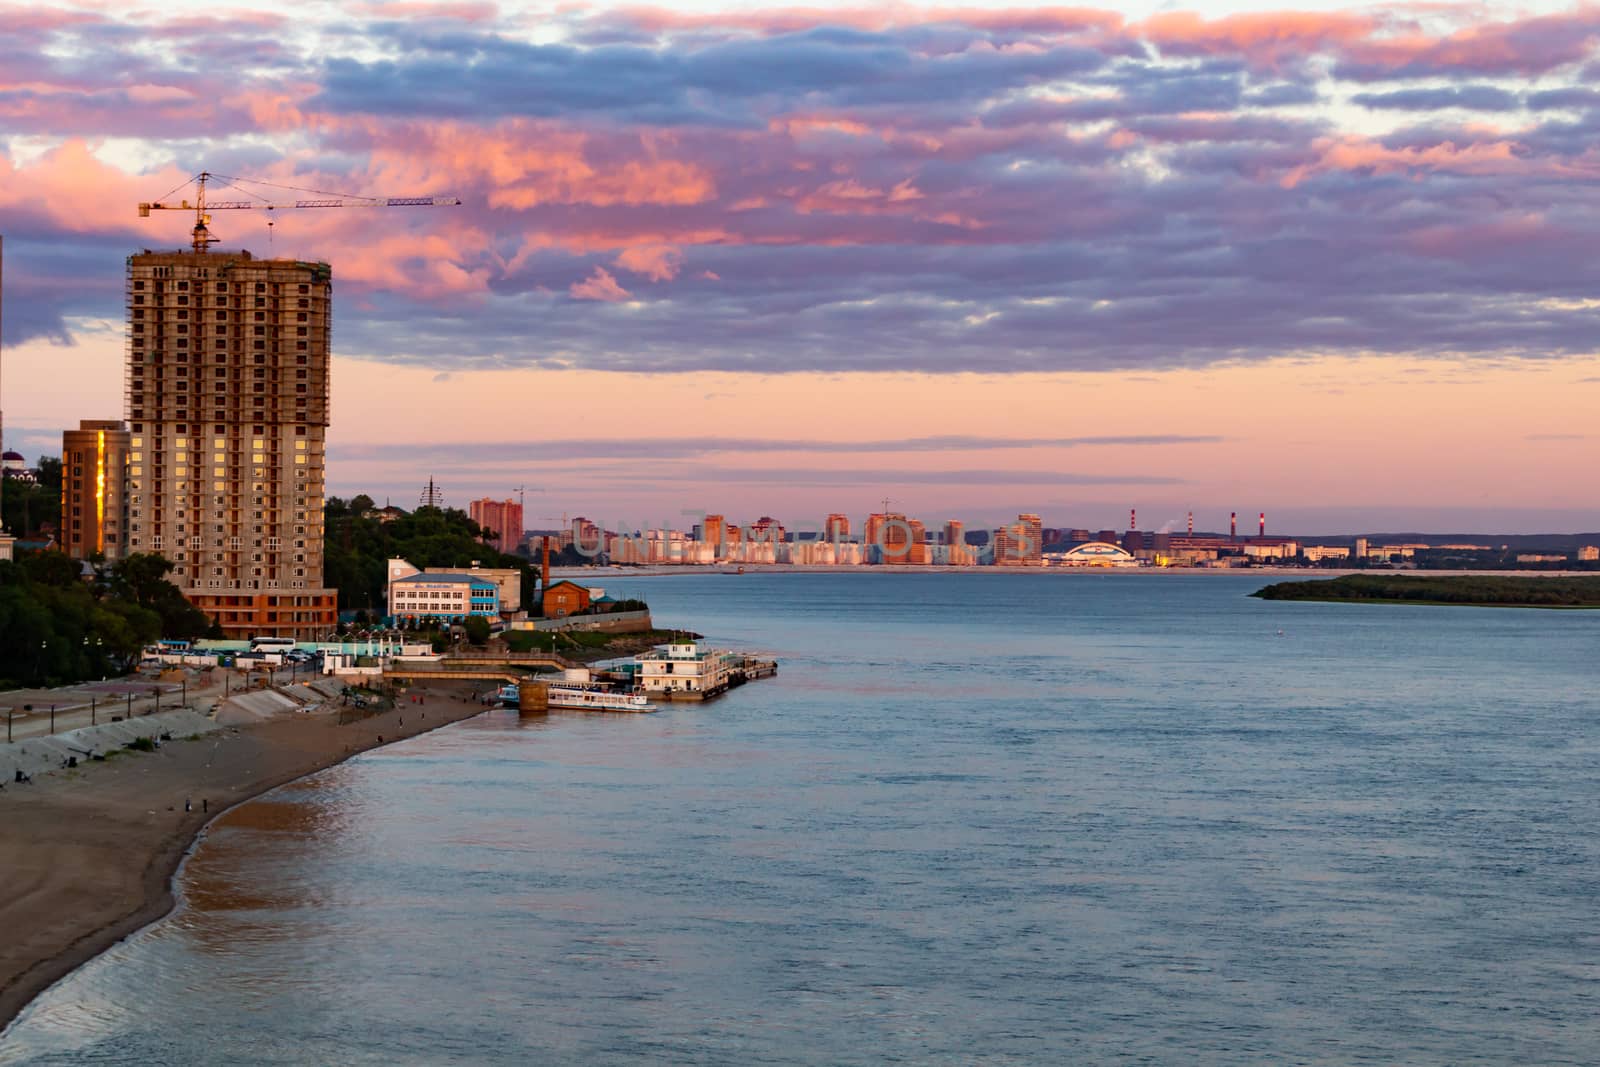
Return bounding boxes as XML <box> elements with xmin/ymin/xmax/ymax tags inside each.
<box><xmin>124</xmin><ymin>249</ymin><xmax>336</xmax><ymax>638</ymax></box>
<box><xmin>60</xmin><ymin>419</ymin><xmax>131</xmax><ymax>562</ymax></box>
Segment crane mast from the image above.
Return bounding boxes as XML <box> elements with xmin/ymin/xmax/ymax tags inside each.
<box><xmin>138</xmin><ymin>171</ymin><xmax>462</xmax><ymax>252</ymax></box>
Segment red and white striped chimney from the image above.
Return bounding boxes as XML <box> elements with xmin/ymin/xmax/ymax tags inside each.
<box><xmin>1259</xmin><ymin>512</ymin><xmax>1266</xmax><ymax>538</ymax></box>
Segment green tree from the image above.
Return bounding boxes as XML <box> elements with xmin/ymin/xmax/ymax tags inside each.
<box><xmin>0</xmin><ymin>555</ymin><xmax>163</xmax><ymax>689</ymax></box>
<box><xmin>463</xmin><ymin>614</ymin><xmax>491</xmax><ymax>646</ymax></box>
<box><xmin>107</xmin><ymin>553</ymin><xmax>210</xmax><ymax>639</ymax></box>
<box><xmin>1</xmin><ymin>457</ymin><xmax>63</xmax><ymax>538</ymax></box>
<box><xmin>321</xmin><ymin>499</ymin><xmax>536</xmax><ymax>614</ymax></box>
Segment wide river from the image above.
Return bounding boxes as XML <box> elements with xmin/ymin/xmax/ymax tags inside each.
<box><xmin>4</xmin><ymin>572</ymin><xmax>1599</xmax><ymax>1064</ymax></box>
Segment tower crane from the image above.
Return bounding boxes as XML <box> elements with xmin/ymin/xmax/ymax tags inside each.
<box><xmin>138</xmin><ymin>171</ymin><xmax>462</xmax><ymax>253</ymax></box>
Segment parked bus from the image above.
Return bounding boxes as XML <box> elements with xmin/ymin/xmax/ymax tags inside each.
<box><xmin>248</xmin><ymin>636</ymin><xmax>297</xmax><ymax>652</ymax></box>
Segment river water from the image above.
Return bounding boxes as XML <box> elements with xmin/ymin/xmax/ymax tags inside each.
<box><xmin>4</xmin><ymin>572</ymin><xmax>1599</xmax><ymax>1064</ymax></box>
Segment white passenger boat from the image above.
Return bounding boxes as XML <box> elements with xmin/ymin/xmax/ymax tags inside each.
<box><xmin>546</xmin><ymin>684</ymin><xmax>656</xmax><ymax>713</ymax></box>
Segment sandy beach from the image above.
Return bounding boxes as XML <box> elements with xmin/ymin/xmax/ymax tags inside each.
<box><xmin>0</xmin><ymin>680</ymin><xmax>491</xmax><ymax>1032</ymax></box>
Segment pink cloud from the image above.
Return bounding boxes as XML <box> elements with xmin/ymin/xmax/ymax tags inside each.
<box><xmin>1141</xmin><ymin>10</ymin><xmax>1376</xmax><ymax>69</ymax></box>
<box><xmin>1279</xmin><ymin>134</ymin><xmax>1538</xmax><ymax>186</ymax></box>
<box><xmin>1340</xmin><ymin>10</ymin><xmax>1600</xmax><ymax>77</ymax></box>
<box><xmin>606</xmin><ymin>4</ymin><xmax>1121</xmax><ymax>38</ymax></box>
<box><xmin>570</xmin><ymin>267</ymin><xmax>632</xmax><ymax>301</ymax></box>
<box><xmin>346</xmin><ymin>0</ymin><xmax>500</xmax><ymax>20</ymax></box>
<box><xmin>615</xmin><ymin>244</ymin><xmax>685</xmax><ymax>281</ymax></box>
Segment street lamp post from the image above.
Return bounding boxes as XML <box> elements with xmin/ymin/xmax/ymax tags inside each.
<box><xmin>92</xmin><ymin>696</ymin><xmax>97</xmax><ymax>726</ymax></box>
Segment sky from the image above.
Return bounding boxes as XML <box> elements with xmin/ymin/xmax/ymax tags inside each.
<box><xmin>1</xmin><ymin>0</ymin><xmax>1598</xmax><ymax>534</ymax></box>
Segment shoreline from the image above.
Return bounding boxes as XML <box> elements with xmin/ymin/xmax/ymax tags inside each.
<box><xmin>0</xmin><ymin>681</ymin><xmax>490</xmax><ymax>1034</ymax></box>
<box><xmin>554</xmin><ymin>565</ymin><xmax>1598</xmax><ymax>579</ymax></box>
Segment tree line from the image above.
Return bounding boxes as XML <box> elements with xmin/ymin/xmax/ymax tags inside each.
<box><xmin>0</xmin><ymin>552</ymin><xmax>210</xmax><ymax>689</ymax></box>
<box><xmin>1253</xmin><ymin>574</ymin><xmax>1600</xmax><ymax>607</ymax></box>
<box><xmin>323</xmin><ymin>496</ymin><xmax>538</xmax><ymax>613</ymax></box>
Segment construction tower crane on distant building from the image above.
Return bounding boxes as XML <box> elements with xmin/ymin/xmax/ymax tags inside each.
<box><xmin>139</xmin><ymin>171</ymin><xmax>462</xmax><ymax>253</ymax></box>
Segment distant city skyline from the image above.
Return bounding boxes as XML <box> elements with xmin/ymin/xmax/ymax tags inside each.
<box><xmin>3</xmin><ymin>0</ymin><xmax>1599</xmax><ymax>534</ymax></box>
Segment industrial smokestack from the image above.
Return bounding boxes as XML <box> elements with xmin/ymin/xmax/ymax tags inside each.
<box><xmin>1187</xmin><ymin>511</ymin><xmax>1193</xmax><ymax>537</ymax></box>
<box><xmin>1230</xmin><ymin>512</ymin><xmax>1237</xmax><ymax>541</ymax></box>
<box><xmin>1259</xmin><ymin>512</ymin><xmax>1265</xmax><ymax>538</ymax></box>
<box><xmin>1130</xmin><ymin>508</ymin><xmax>1136</xmax><ymax>532</ymax></box>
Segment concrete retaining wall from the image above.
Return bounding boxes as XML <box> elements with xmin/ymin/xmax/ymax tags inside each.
<box><xmin>1</xmin><ymin>709</ymin><xmax>220</xmax><ymax>782</ymax></box>
<box><xmin>513</xmin><ymin>610</ymin><xmax>654</xmax><ymax>634</ymax></box>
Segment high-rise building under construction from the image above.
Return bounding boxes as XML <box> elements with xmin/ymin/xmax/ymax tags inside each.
<box><xmin>124</xmin><ymin>249</ymin><xmax>336</xmax><ymax>638</ymax></box>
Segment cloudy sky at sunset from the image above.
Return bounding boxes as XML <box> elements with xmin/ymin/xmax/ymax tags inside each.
<box><xmin>3</xmin><ymin>0</ymin><xmax>1598</xmax><ymax>533</ymax></box>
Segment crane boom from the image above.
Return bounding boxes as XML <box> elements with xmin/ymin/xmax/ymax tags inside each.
<box><xmin>137</xmin><ymin>171</ymin><xmax>462</xmax><ymax>252</ymax></box>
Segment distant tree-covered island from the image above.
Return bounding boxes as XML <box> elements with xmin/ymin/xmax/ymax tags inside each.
<box><xmin>1253</xmin><ymin>574</ymin><xmax>1600</xmax><ymax>609</ymax></box>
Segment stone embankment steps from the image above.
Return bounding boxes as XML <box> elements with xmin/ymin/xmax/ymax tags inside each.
<box><xmin>1</xmin><ymin>709</ymin><xmax>221</xmax><ymax>782</ymax></box>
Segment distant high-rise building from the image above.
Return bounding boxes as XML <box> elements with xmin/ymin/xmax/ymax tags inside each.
<box><xmin>570</xmin><ymin>516</ymin><xmax>602</xmax><ymax>556</ymax></box>
<box><xmin>824</xmin><ymin>513</ymin><xmax>850</xmax><ymax>542</ymax></box>
<box><xmin>1019</xmin><ymin>513</ymin><xmax>1043</xmax><ymax>563</ymax></box>
<box><xmin>749</xmin><ymin>515</ymin><xmax>786</xmax><ymax>547</ymax></box>
<box><xmin>469</xmin><ymin>497</ymin><xmax>523</xmax><ymax>553</ymax></box>
<box><xmin>906</xmin><ymin>518</ymin><xmax>929</xmax><ymax>564</ymax></box>
<box><xmin>943</xmin><ymin>520</ymin><xmax>973</xmax><ymax>565</ymax></box>
<box><xmin>124</xmin><ymin>250</ymin><xmax>336</xmax><ymax>638</ymax></box>
<box><xmin>61</xmin><ymin>420</ymin><xmax>131</xmax><ymax>561</ymax></box>
<box><xmin>865</xmin><ymin>512</ymin><xmax>916</xmax><ymax>564</ymax></box>
<box><xmin>996</xmin><ymin>513</ymin><xmax>1044</xmax><ymax>565</ymax></box>
<box><xmin>701</xmin><ymin>514</ymin><xmax>725</xmax><ymax>546</ymax></box>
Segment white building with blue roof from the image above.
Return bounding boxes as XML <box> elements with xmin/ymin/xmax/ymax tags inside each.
<box><xmin>388</xmin><ymin>570</ymin><xmax>500</xmax><ymax>622</ymax></box>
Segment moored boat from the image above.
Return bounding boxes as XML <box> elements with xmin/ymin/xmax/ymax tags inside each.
<box><xmin>546</xmin><ymin>684</ymin><xmax>656</xmax><ymax>712</ymax></box>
